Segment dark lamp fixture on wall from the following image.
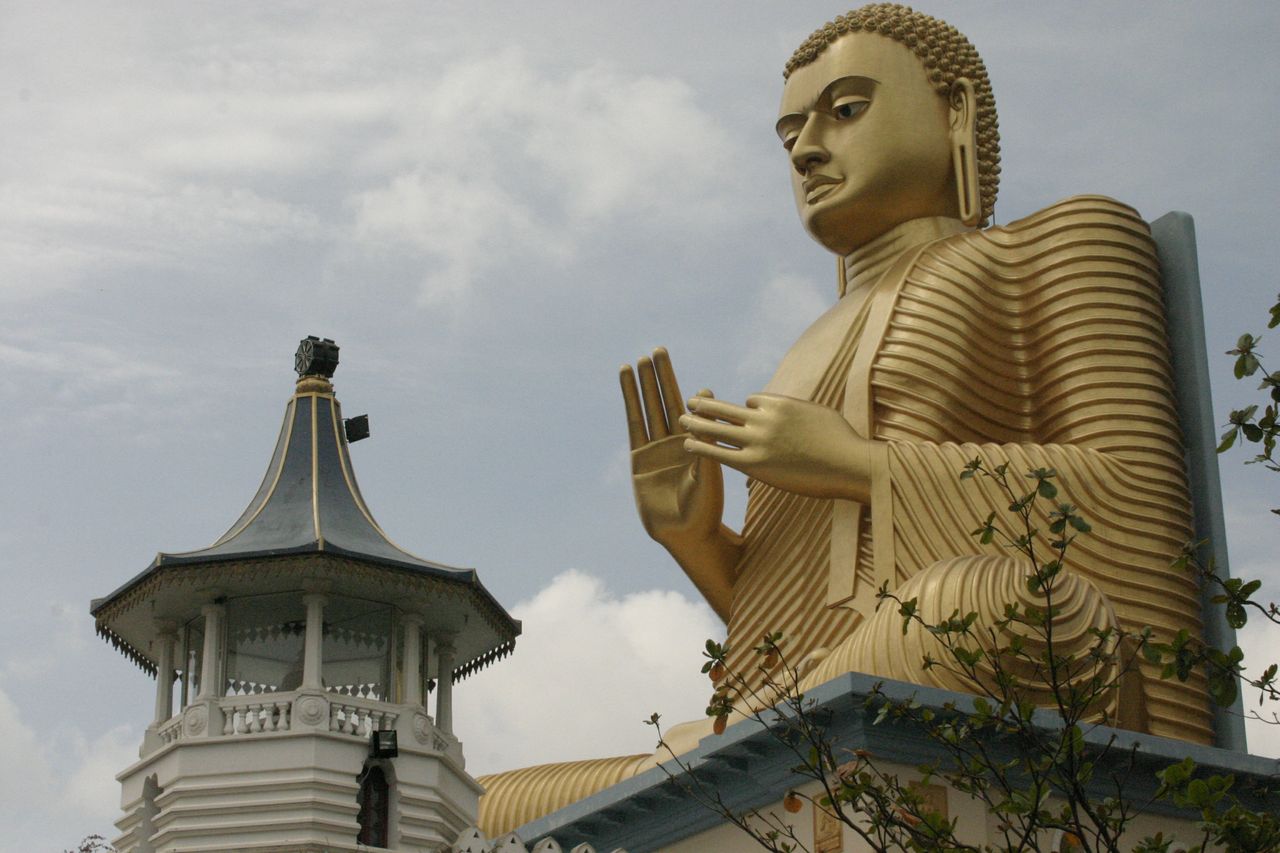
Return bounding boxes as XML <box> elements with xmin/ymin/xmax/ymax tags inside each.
<box><xmin>370</xmin><ymin>729</ymin><xmax>398</xmax><ymax>759</ymax></box>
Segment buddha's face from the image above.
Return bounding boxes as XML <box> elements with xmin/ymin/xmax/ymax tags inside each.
<box><xmin>777</xmin><ymin>32</ymin><xmax>957</xmax><ymax>255</ymax></box>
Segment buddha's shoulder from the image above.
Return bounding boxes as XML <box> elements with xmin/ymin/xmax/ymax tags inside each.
<box><xmin>917</xmin><ymin>196</ymin><xmax>1161</xmax><ymax>300</ymax></box>
<box><xmin>967</xmin><ymin>195</ymin><xmax>1156</xmax><ymax>252</ymax></box>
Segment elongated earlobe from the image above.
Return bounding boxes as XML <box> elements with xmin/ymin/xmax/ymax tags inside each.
<box><xmin>949</xmin><ymin>78</ymin><xmax>980</xmax><ymax>227</ymax></box>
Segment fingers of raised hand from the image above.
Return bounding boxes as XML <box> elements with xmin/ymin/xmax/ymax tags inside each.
<box><xmin>619</xmin><ymin>364</ymin><xmax>648</xmax><ymax>450</ymax></box>
<box><xmin>622</xmin><ymin>348</ymin><xmax>691</xmax><ymax>449</ymax></box>
<box><xmin>635</xmin><ymin>356</ymin><xmax>666</xmax><ymax>440</ymax></box>
<box><xmin>652</xmin><ymin>347</ymin><xmax>687</xmax><ymax>434</ymax></box>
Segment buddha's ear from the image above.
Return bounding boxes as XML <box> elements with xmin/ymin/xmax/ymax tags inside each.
<box><xmin>949</xmin><ymin>78</ymin><xmax>980</xmax><ymax>227</ymax></box>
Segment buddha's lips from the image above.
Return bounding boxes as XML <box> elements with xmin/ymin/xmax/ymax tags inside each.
<box><xmin>803</xmin><ymin>175</ymin><xmax>841</xmax><ymax>202</ymax></box>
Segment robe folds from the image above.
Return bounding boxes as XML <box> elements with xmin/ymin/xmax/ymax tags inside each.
<box><xmin>728</xmin><ymin>196</ymin><xmax>1212</xmax><ymax>745</ymax></box>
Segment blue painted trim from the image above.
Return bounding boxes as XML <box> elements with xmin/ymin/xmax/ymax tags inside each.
<box><xmin>517</xmin><ymin>673</ymin><xmax>1278</xmax><ymax>853</ymax></box>
<box><xmin>1151</xmin><ymin>211</ymin><xmax>1249</xmax><ymax>753</ymax></box>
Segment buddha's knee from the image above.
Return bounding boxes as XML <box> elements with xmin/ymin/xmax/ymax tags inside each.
<box><xmin>800</xmin><ymin>555</ymin><xmax>1139</xmax><ymax>723</ymax></box>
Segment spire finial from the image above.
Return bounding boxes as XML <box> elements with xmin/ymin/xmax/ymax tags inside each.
<box><xmin>294</xmin><ymin>336</ymin><xmax>338</xmax><ymax>393</ymax></box>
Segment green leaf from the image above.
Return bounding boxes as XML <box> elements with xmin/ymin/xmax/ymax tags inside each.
<box><xmin>1209</xmin><ymin>672</ymin><xmax>1238</xmax><ymax>707</ymax></box>
<box><xmin>1237</xmin><ymin>353</ymin><xmax>1262</xmax><ymax>378</ymax></box>
<box><xmin>1217</xmin><ymin>427</ymin><xmax>1238</xmax><ymax>453</ymax></box>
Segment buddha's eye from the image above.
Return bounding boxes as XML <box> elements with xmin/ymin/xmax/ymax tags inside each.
<box><xmin>833</xmin><ymin>99</ymin><xmax>869</xmax><ymax>120</ymax></box>
<box><xmin>782</xmin><ymin>133</ymin><xmax>798</xmax><ymax>152</ymax></box>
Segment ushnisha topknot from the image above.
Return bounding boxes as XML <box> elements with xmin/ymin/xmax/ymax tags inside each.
<box><xmin>785</xmin><ymin>3</ymin><xmax>1000</xmax><ymax>225</ymax></box>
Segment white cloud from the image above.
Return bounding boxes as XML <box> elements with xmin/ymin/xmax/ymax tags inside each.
<box><xmin>351</xmin><ymin>168</ymin><xmax>571</xmax><ymax>307</ymax></box>
<box><xmin>3</xmin><ymin>601</ymin><xmax>91</xmax><ymax>680</ymax></box>
<box><xmin>0</xmin><ymin>338</ymin><xmax>184</xmax><ymax>431</ymax></box>
<box><xmin>454</xmin><ymin>570</ymin><xmax>720</xmax><ymax>776</ymax></box>
<box><xmin>5</xmin><ymin>25</ymin><xmax>736</xmax><ymax>308</ymax></box>
<box><xmin>0</xmin><ymin>177</ymin><xmax>326</xmax><ymax>291</ymax></box>
<box><xmin>0</xmin><ymin>684</ymin><xmax>141</xmax><ymax>848</ymax></box>
<box><xmin>521</xmin><ymin>66</ymin><xmax>733</xmax><ymax>223</ymax></box>
<box><xmin>0</xmin><ymin>686</ymin><xmax>57</xmax><ymax>804</ymax></box>
<box><xmin>63</xmin><ymin>725</ymin><xmax>140</xmax><ymax>822</ymax></box>
<box><xmin>348</xmin><ymin>48</ymin><xmax>736</xmax><ymax>304</ymax></box>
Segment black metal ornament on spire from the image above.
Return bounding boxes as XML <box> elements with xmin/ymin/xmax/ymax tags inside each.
<box><xmin>295</xmin><ymin>335</ymin><xmax>340</xmax><ymax>378</ymax></box>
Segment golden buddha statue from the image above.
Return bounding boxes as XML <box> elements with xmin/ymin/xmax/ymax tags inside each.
<box><xmin>479</xmin><ymin>3</ymin><xmax>1213</xmax><ymax>835</ymax></box>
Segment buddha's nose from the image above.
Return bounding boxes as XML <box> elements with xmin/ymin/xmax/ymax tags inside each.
<box><xmin>790</xmin><ymin>127</ymin><xmax>829</xmax><ymax>174</ymax></box>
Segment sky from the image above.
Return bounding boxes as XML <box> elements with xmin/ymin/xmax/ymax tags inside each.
<box><xmin>3</xmin><ymin>1</ymin><xmax>1279</xmax><ymax>848</ymax></box>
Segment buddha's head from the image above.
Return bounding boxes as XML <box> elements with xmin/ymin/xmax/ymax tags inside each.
<box><xmin>778</xmin><ymin>4</ymin><xmax>1000</xmax><ymax>255</ymax></box>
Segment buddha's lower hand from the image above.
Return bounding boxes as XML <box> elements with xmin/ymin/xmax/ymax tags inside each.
<box><xmin>680</xmin><ymin>393</ymin><xmax>871</xmax><ymax>503</ymax></box>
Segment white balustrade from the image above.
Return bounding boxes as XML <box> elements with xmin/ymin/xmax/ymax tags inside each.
<box><xmin>219</xmin><ymin>696</ymin><xmax>292</xmax><ymax>735</ymax></box>
<box><xmin>201</xmin><ymin>692</ymin><xmax>404</xmax><ymax>740</ymax></box>
<box><xmin>157</xmin><ymin>715</ymin><xmax>183</xmax><ymax>746</ymax></box>
<box><xmin>329</xmin><ymin>696</ymin><xmax>398</xmax><ymax>737</ymax></box>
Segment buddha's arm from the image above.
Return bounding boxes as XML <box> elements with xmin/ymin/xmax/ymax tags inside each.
<box><xmin>621</xmin><ymin>348</ymin><xmax>741</xmax><ymax>622</ymax></box>
<box><xmin>659</xmin><ymin>520</ymin><xmax>742</xmax><ymax>624</ymax></box>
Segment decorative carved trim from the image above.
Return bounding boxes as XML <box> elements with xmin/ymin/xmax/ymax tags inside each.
<box><xmin>412</xmin><ymin>712</ymin><xmax>434</xmax><ymax>745</ymax></box>
<box><xmin>93</xmin><ymin>554</ymin><xmax>518</xmax><ymax>678</ymax></box>
<box><xmin>183</xmin><ymin>704</ymin><xmax>208</xmax><ymax>736</ymax></box>
<box><xmin>295</xmin><ymin>695</ymin><xmax>328</xmax><ymax>726</ymax></box>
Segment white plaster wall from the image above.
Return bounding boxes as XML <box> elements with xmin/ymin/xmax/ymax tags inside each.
<box><xmin>115</xmin><ymin>722</ymin><xmax>479</xmax><ymax>852</ymax></box>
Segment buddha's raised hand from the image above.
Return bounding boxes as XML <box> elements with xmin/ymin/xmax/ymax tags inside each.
<box><xmin>619</xmin><ymin>348</ymin><xmax>724</xmax><ymax>550</ymax></box>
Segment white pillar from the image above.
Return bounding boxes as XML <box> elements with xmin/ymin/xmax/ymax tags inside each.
<box><xmin>195</xmin><ymin>604</ymin><xmax>223</xmax><ymax>700</ymax></box>
<box><xmin>153</xmin><ymin>623</ymin><xmax>177</xmax><ymax>725</ymax></box>
<box><xmin>402</xmin><ymin>614</ymin><xmax>424</xmax><ymax>707</ymax></box>
<box><xmin>435</xmin><ymin>635</ymin><xmax>456</xmax><ymax>735</ymax></box>
<box><xmin>302</xmin><ymin>593</ymin><xmax>326</xmax><ymax>690</ymax></box>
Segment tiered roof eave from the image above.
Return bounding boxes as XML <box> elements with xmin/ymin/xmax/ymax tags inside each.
<box><xmin>91</xmin><ymin>364</ymin><xmax>519</xmax><ymax>682</ymax></box>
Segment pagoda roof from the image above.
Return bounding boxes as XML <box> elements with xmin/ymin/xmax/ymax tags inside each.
<box><xmin>91</xmin><ymin>339</ymin><xmax>519</xmax><ymax>680</ymax></box>
<box><xmin>155</xmin><ymin>380</ymin><xmax>467</xmax><ymax>574</ymax></box>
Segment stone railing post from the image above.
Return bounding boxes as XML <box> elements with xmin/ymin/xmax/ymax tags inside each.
<box><xmin>153</xmin><ymin>621</ymin><xmax>177</xmax><ymax>725</ymax></box>
<box><xmin>141</xmin><ymin>621</ymin><xmax>179</xmax><ymax>754</ymax></box>
<box><xmin>301</xmin><ymin>592</ymin><xmax>327</xmax><ymax>690</ymax></box>
<box><xmin>177</xmin><ymin>601</ymin><xmax>225</xmax><ymax>742</ymax></box>
<box><xmin>288</xmin><ymin>591</ymin><xmax>332</xmax><ymax>733</ymax></box>
<box><xmin>434</xmin><ymin>634</ymin><xmax>456</xmax><ymax>736</ymax></box>
<box><xmin>195</xmin><ymin>603</ymin><xmax>224</xmax><ymax>700</ymax></box>
<box><xmin>402</xmin><ymin>613</ymin><xmax>424</xmax><ymax>708</ymax></box>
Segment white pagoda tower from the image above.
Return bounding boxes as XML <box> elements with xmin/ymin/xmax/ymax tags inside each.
<box><xmin>91</xmin><ymin>336</ymin><xmax>520</xmax><ymax>852</ymax></box>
